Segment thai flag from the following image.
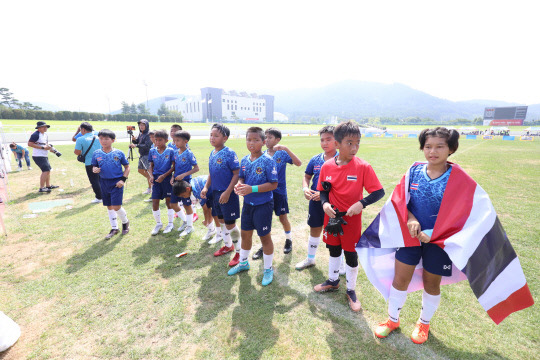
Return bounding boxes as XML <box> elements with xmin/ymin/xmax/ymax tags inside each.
<box><xmin>347</xmin><ymin>175</ymin><xmax>357</xmax><ymax>181</ymax></box>
<box><xmin>356</xmin><ymin>161</ymin><xmax>534</xmax><ymax>324</ymax></box>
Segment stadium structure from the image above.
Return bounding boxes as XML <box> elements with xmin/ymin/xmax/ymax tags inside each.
<box><xmin>483</xmin><ymin>106</ymin><xmax>528</xmax><ymax>126</ymax></box>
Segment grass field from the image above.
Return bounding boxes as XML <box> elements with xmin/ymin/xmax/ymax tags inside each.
<box><xmin>0</xmin><ymin>136</ymin><xmax>538</xmax><ymax>359</ymax></box>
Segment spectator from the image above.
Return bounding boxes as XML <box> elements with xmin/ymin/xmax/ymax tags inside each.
<box><xmin>74</xmin><ymin>122</ymin><xmax>103</xmax><ymax>203</ymax></box>
<box><xmin>27</xmin><ymin>121</ymin><xmax>59</xmax><ymax>193</ymax></box>
<box><xmin>9</xmin><ymin>142</ymin><xmax>32</xmax><ymax>171</ymax></box>
<box><xmin>129</xmin><ymin>119</ymin><xmax>153</xmax><ymax>195</ymax></box>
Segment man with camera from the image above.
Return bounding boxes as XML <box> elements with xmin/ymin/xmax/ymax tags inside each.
<box><xmin>27</xmin><ymin>121</ymin><xmax>60</xmax><ymax>193</ymax></box>
<box><xmin>129</xmin><ymin>119</ymin><xmax>153</xmax><ymax>195</ymax></box>
<box><xmin>74</xmin><ymin>122</ymin><xmax>102</xmax><ymax>203</ymax></box>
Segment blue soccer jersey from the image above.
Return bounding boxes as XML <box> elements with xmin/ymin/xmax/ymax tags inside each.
<box><xmin>190</xmin><ymin>175</ymin><xmax>209</xmax><ymax>200</ymax></box>
<box><xmin>208</xmin><ymin>146</ymin><xmax>240</xmax><ymax>191</ymax></box>
<box><xmin>174</xmin><ymin>148</ymin><xmax>197</xmax><ymax>182</ymax></box>
<box><xmin>149</xmin><ymin>147</ymin><xmax>175</xmax><ymax>175</ymax></box>
<box><xmin>239</xmin><ymin>154</ymin><xmax>278</xmax><ymax>206</ymax></box>
<box><xmin>265</xmin><ymin>150</ymin><xmax>292</xmax><ymax>195</ymax></box>
<box><xmin>407</xmin><ymin>163</ymin><xmax>452</xmax><ymax>231</ymax></box>
<box><xmin>91</xmin><ymin>148</ymin><xmax>129</xmax><ymax>179</ymax></box>
<box><xmin>305</xmin><ymin>151</ymin><xmax>338</xmax><ymax>191</ymax></box>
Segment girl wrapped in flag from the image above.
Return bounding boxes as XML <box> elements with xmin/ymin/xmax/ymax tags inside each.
<box><xmin>356</xmin><ymin>127</ymin><xmax>534</xmax><ymax>344</ymax></box>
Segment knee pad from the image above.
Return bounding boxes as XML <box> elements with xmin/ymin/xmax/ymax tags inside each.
<box><xmin>326</xmin><ymin>244</ymin><xmax>342</xmax><ymax>258</ymax></box>
<box><xmin>344</xmin><ymin>250</ymin><xmax>358</xmax><ymax>268</ymax></box>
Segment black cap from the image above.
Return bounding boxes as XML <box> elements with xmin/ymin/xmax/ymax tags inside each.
<box><xmin>35</xmin><ymin>121</ymin><xmax>50</xmax><ymax>129</ymax></box>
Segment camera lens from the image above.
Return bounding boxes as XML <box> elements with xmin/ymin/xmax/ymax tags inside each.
<box><xmin>55</xmin><ymin>152</ymin><xmax>62</xmax><ymax>157</ymax></box>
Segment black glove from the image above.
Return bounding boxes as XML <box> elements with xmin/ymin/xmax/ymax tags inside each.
<box><xmin>324</xmin><ymin>207</ymin><xmax>348</xmax><ymax>236</ymax></box>
<box><xmin>321</xmin><ymin>181</ymin><xmax>332</xmax><ymax>191</ymax></box>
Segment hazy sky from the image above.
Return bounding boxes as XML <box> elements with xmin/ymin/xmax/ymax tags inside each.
<box><xmin>2</xmin><ymin>0</ymin><xmax>539</xmax><ymax>113</ymax></box>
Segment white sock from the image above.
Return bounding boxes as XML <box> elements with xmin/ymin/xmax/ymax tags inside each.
<box><xmin>388</xmin><ymin>286</ymin><xmax>408</xmax><ymax>323</ymax></box>
<box><xmin>345</xmin><ymin>265</ymin><xmax>359</xmax><ymax>291</ymax></box>
<box><xmin>216</xmin><ymin>226</ymin><xmax>222</xmax><ymax>238</ymax></box>
<box><xmin>206</xmin><ymin>222</ymin><xmax>216</xmax><ymax>231</ymax></box>
<box><xmin>223</xmin><ymin>228</ymin><xmax>233</xmax><ymax>247</ymax></box>
<box><xmin>108</xmin><ymin>209</ymin><xmax>118</xmax><ymax>229</ymax></box>
<box><xmin>419</xmin><ymin>291</ymin><xmax>441</xmax><ymax>324</ymax></box>
<box><xmin>307</xmin><ymin>236</ymin><xmax>320</xmax><ymax>259</ymax></box>
<box><xmin>239</xmin><ymin>248</ymin><xmax>250</xmax><ymax>264</ymax></box>
<box><xmin>231</xmin><ymin>226</ymin><xmax>240</xmax><ymax>253</ymax></box>
<box><xmin>186</xmin><ymin>213</ymin><xmax>193</xmax><ymax>227</ymax></box>
<box><xmin>285</xmin><ymin>231</ymin><xmax>292</xmax><ymax>240</ymax></box>
<box><xmin>328</xmin><ymin>256</ymin><xmax>341</xmax><ymax>281</ymax></box>
<box><xmin>167</xmin><ymin>209</ymin><xmax>175</xmax><ymax>225</ymax></box>
<box><xmin>220</xmin><ymin>223</ymin><xmax>226</xmax><ymax>233</ymax></box>
<box><xmin>116</xmin><ymin>207</ymin><xmax>128</xmax><ymax>224</ymax></box>
<box><xmin>177</xmin><ymin>207</ymin><xmax>187</xmax><ymax>222</ymax></box>
<box><xmin>153</xmin><ymin>210</ymin><xmax>162</xmax><ymax>224</ymax></box>
<box><xmin>263</xmin><ymin>252</ymin><xmax>273</xmax><ymax>270</ymax></box>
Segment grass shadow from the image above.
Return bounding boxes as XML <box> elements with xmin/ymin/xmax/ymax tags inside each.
<box><xmin>65</xmin><ymin>236</ymin><xmax>123</xmax><ymax>274</ymax></box>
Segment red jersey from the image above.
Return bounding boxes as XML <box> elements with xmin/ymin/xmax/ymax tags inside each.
<box><xmin>317</xmin><ymin>157</ymin><xmax>382</xmax><ymax>213</ymax></box>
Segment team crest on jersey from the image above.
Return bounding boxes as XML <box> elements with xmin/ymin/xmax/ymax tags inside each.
<box><xmin>347</xmin><ymin>175</ymin><xmax>357</xmax><ymax>181</ymax></box>
<box><xmin>165</xmin><ymin>155</ymin><xmax>169</xmax><ymax>159</ymax></box>
<box><xmin>114</xmin><ymin>156</ymin><xmax>119</xmax><ymax>161</ymax></box>
<box><xmin>256</xmin><ymin>167</ymin><xmax>263</xmax><ymax>174</ymax></box>
<box><xmin>276</xmin><ymin>158</ymin><xmax>282</xmax><ymax>163</ymax></box>
<box><xmin>410</xmin><ymin>183</ymin><xmax>419</xmax><ymax>190</ymax></box>
<box><xmin>216</xmin><ymin>158</ymin><xmax>222</xmax><ymax>164</ymax></box>
<box><xmin>181</xmin><ymin>157</ymin><xmax>186</xmax><ymax>162</ymax></box>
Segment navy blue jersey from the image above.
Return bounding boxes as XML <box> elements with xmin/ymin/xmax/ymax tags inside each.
<box><xmin>265</xmin><ymin>149</ymin><xmax>292</xmax><ymax>195</ymax></box>
<box><xmin>239</xmin><ymin>154</ymin><xmax>278</xmax><ymax>206</ymax></box>
<box><xmin>208</xmin><ymin>146</ymin><xmax>240</xmax><ymax>191</ymax></box>
<box><xmin>91</xmin><ymin>148</ymin><xmax>129</xmax><ymax>179</ymax></box>
<box><xmin>174</xmin><ymin>148</ymin><xmax>197</xmax><ymax>182</ymax></box>
<box><xmin>191</xmin><ymin>175</ymin><xmax>209</xmax><ymax>200</ymax></box>
<box><xmin>149</xmin><ymin>147</ymin><xmax>175</xmax><ymax>175</ymax></box>
<box><xmin>305</xmin><ymin>151</ymin><xmax>338</xmax><ymax>191</ymax></box>
<box><xmin>407</xmin><ymin>163</ymin><xmax>452</xmax><ymax>231</ymax></box>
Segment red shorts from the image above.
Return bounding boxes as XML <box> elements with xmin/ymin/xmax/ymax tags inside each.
<box><xmin>322</xmin><ymin>213</ymin><xmax>363</xmax><ymax>252</ymax></box>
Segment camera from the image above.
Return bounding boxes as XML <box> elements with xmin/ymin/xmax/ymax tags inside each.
<box><xmin>48</xmin><ymin>144</ymin><xmax>62</xmax><ymax>157</ymax></box>
<box><xmin>127</xmin><ymin>125</ymin><xmax>136</xmax><ymax>136</ymax></box>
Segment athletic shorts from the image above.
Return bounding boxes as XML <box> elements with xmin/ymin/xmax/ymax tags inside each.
<box><xmin>322</xmin><ymin>213</ymin><xmax>363</xmax><ymax>252</ymax></box>
<box><xmin>272</xmin><ymin>191</ymin><xmax>289</xmax><ymax>216</ymax></box>
<box><xmin>395</xmin><ymin>242</ymin><xmax>453</xmax><ymax>276</ymax></box>
<box><xmin>201</xmin><ymin>190</ymin><xmax>213</xmax><ymax>209</ymax></box>
<box><xmin>138</xmin><ymin>155</ymin><xmax>149</xmax><ymax>170</ymax></box>
<box><xmin>307</xmin><ymin>200</ymin><xmax>324</xmax><ymax>228</ymax></box>
<box><xmin>151</xmin><ymin>174</ymin><xmax>172</xmax><ymax>200</ymax></box>
<box><xmin>241</xmin><ymin>201</ymin><xmax>273</xmax><ymax>236</ymax></box>
<box><xmin>32</xmin><ymin>156</ymin><xmax>51</xmax><ymax>172</ymax></box>
<box><xmin>212</xmin><ymin>190</ymin><xmax>240</xmax><ymax>222</ymax></box>
<box><xmin>171</xmin><ymin>193</ymin><xmax>192</xmax><ymax>206</ymax></box>
<box><xmin>100</xmin><ymin>178</ymin><xmax>124</xmax><ymax>206</ymax></box>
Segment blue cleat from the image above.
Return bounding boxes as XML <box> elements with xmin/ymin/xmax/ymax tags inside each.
<box><xmin>262</xmin><ymin>268</ymin><xmax>274</xmax><ymax>286</ymax></box>
<box><xmin>228</xmin><ymin>262</ymin><xmax>250</xmax><ymax>276</ymax></box>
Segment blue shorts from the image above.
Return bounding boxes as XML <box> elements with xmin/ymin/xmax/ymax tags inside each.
<box><xmin>170</xmin><ymin>193</ymin><xmax>192</xmax><ymax>206</ymax></box>
<box><xmin>201</xmin><ymin>190</ymin><xmax>213</xmax><ymax>209</ymax></box>
<box><xmin>272</xmin><ymin>191</ymin><xmax>289</xmax><ymax>216</ymax></box>
<box><xmin>241</xmin><ymin>201</ymin><xmax>273</xmax><ymax>236</ymax></box>
<box><xmin>100</xmin><ymin>178</ymin><xmax>124</xmax><ymax>206</ymax></box>
<box><xmin>212</xmin><ymin>190</ymin><xmax>240</xmax><ymax>222</ymax></box>
<box><xmin>307</xmin><ymin>200</ymin><xmax>324</xmax><ymax>228</ymax></box>
<box><xmin>395</xmin><ymin>242</ymin><xmax>453</xmax><ymax>276</ymax></box>
<box><xmin>152</xmin><ymin>175</ymin><xmax>172</xmax><ymax>200</ymax></box>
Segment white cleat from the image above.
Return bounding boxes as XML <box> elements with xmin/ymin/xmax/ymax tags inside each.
<box><xmin>203</xmin><ymin>227</ymin><xmax>217</xmax><ymax>241</ymax></box>
<box><xmin>177</xmin><ymin>221</ymin><xmax>188</xmax><ymax>232</ymax></box>
<box><xmin>180</xmin><ymin>226</ymin><xmax>193</xmax><ymax>237</ymax></box>
<box><xmin>208</xmin><ymin>233</ymin><xmax>222</xmax><ymax>244</ymax></box>
<box><xmin>90</xmin><ymin>198</ymin><xmax>102</xmax><ymax>204</ymax></box>
<box><xmin>163</xmin><ymin>223</ymin><xmax>175</xmax><ymax>234</ymax></box>
<box><xmin>142</xmin><ymin>188</ymin><xmax>152</xmax><ymax>195</ymax></box>
<box><xmin>151</xmin><ymin>224</ymin><xmax>163</xmax><ymax>236</ymax></box>
<box><xmin>295</xmin><ymin>258</ymin><xmax>316</xmax><ymax>270</ymax></box>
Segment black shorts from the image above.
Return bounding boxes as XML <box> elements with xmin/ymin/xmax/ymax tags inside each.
<box><xmin>395</xmin><ymin>243</ymin><xmax>453</xmax><ymax>276</ymax></box>
<box><xmin>138</xmin><ymin>155</ymin><xmax>149</xmax><ymax>170</ymax></box>
<box><xmin>32</xmin><ymin>156</ymin><xmax>51</xmax><ymax>172</ymax></box>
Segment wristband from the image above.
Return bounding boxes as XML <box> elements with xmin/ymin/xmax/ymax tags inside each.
<box><xmin>251</xmin><ymin>185</ymin><xmax>258</xmax><ymax>193</ymax></box>
<box><xmin>359</xmin><ymin>199</ymin><xmax>368</xmax><ymax>208</ymax></box>
<box><xmin>302</xmin><ymin>187</ymin><xmax>309</xmax><ymax>192</ymax></box>
<box><xmin>121</xmin><ymin>176</ymin><xmax>128</xmax><ymax>182</ymax></box>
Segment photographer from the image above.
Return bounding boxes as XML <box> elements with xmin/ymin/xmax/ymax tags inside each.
<box><xmin>74</xmin><ymin>122</ymin><xmax>102</xmax><ymax>203</ymax></box>
<box><xmin>27</xmin><ymin>121</ymin><xmax>59</xmax><ymax>193</ymax></box>
<box><xmin>129</xmin><ymin>119</ymin><xmax>153</xmax><ymax>194</ymax></box>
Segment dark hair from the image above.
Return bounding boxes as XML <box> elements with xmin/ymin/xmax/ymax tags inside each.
<box><xmin>334</xmin><ymin>121</ymin><xmax>360</xmax><ymax>143</ymax></box>
<box><xmin>246</xmin><ymin>127</ymin><xmax>265</xmax><ymax>141</ymax></box>
<box><xmin>80</xmin><ymin>122</ymin><xmax>93</xmax><ymax>132</ymax></box>
<box><xmin>173</xmin><ymin>130</ymin><xmax>191</xmax><ymax>141</ymax></box>
<box><xmin>154</xmin><ymin>129</ymin><xmax>168</xmax><ymax>140</ymax></box>
<box><xmin>318</xmin><ymin>125</ymin><xmax>335</xmax><ymax>136</ymax></box>
<box><xmin>265</xmin><ymin>127</ymin><xmax>282</xmax><ymax>139</ymax></box>
<box><xmin>172</xmin><ymin>180</ymin><xmax>191</xmax><ymax>196</ymax></box>
<box><xmin>148</xmin><ymin>131</ymin><xmax>155</xmax><ymax>136</ymax></box>
<box><xmin>9</xmin><ymin>143</ymin><xmax>16</xmax><ymax>148</ymax></box>
<box><xmin>171</xmin><ymin>124</ymin><xmax>182</xmax><ymax>131</ymax></box>
<box><xmin>98</xmin><ymin>129</ymin><xmax>116</xmax><ymax>140</ymax></box>
<box><xmin>418</xmin><ymin>127</ymin><xmax>459</xmax><ymax>155</ymax></box>
<box><xmin>211</xmin><ymin>123</ymin><xmax>230</xmax><ymax>137</ymax></box>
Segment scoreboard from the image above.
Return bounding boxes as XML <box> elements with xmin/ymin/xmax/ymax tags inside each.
<box><xmin>483</xmin><ymin>106</ymin><xmax>528</xmax><ymax>126</ymax></box>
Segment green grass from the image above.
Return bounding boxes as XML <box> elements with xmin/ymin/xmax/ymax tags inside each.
<box><xmin>1</xmin><ymin>136</ymin><xmax>538</xmax><ymax>359</ymax></box>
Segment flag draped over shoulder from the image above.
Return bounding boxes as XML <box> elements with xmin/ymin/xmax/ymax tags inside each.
<box><xmin>356</xmin><ymin>161</ymin><xmax>534</xmax><ymax>324</ymax></box>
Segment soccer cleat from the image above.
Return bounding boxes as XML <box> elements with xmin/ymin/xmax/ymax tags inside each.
<box><xmin>228</xmin><ymin>253</ymin><xmax>240</xmax><ymax>267</ymax></box>
<box><xmin>193</xmin><ymin>212</ymin><xmax>199</xmax><ymax>222</ymax></box>
<box><xmin>105</xmin><ymin>229</ymin><xmax>119</xmax><ymax>239</ymax></box>
<box><xmin>252</xmin><ymin>246</ymin><xmax>263</xmax><ymax>260</ymax></box>
<box><xmin>411</xmin><ymin>321</ymin><xmax>430</xmax><ymax>344</ymax></box>
<box><xmin>177</xmin><ymin>221</ymin><xmax>188</xmax><ymax>232</ymax></box>
<box><xmin>91</xmin><ymin>198</ymin><xmax>102</xmax><ymax>204</ymax></box>
<box><xmin>346</xmin><ymin>289</ymin><xmax>362</xmax><ymax>312</ymax></box>
<box><xmin>203</xmin><ymin>227</ymin><xmax>216</xmax><ymax>241</ymax></box>
<box><xmin>142</xmin><ymin>188</ymin><xmax>152</xmax><ymax>195</ymax></box>
<box><xmin>121</xmin><ymin>221</ymin><xmax>130</xmax><ymax>235</ymax></box>
<box><xmin>262</xmin><ymin>268</ymin><xmax>274</xmax><ymax>286</ymax></box>
<box><xmin>151</xmin><ymin>224</ymin><xmax>163</xmax><ymax>236</ymax></box>
<box><xmin>374</xmin><ymin>318</ymin><xmax>400</xmax><ymax>338</ymax></box>
<box><xmin>283</xmin><ymin>239</ymin><xmax>293</xmax><ymax>254</ymax></box>
<box><xmin>227</xmin><ymin>262</ymin><xmax>250</xmax><ymax>276</ymax></box>
<box><xmin>143</xmin><ymin>198</ymin><xmax>153</xmax><ymax>202</ymax></box>
<box><xmin>295</xmin><ymin>258</ymin><xmax>316</xmax><ymax>270</ymax></box>
<box><xmin>314</xmin><ymin>278</ymin><xmax>340</xmax><ymax>292</ymax></box>
<box><xmin>180</xmin><ymin>226</ymin><xmax>193</xmax><ymax>237</ymax></box>
<box><xmin>47</xmin><ymin>185</ymin><xmax>59</xmax><ymax>189</ymax></box>
<box><xmin>39</xmin><ymin>187</ymin><xmax>51</xmax><ymax>193</ymax></box>
<box><xmin>214</xmin><ymin>245</ymin><xmax>234</xmax><ymax>257</ymax></box>
<box><xmin>208</xmin><ymin>233</ymin><xmax>222</xmax><ymax>244</ymax></box>
<box><xmin>339</xmin><ymin>258</ymin><xmax>346</xmax><ymax>276</ymax></box>
<box><xmin>163</xmin><ymin>223</ymin><xmax>175</xmax><ymax>234</ymax></box>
